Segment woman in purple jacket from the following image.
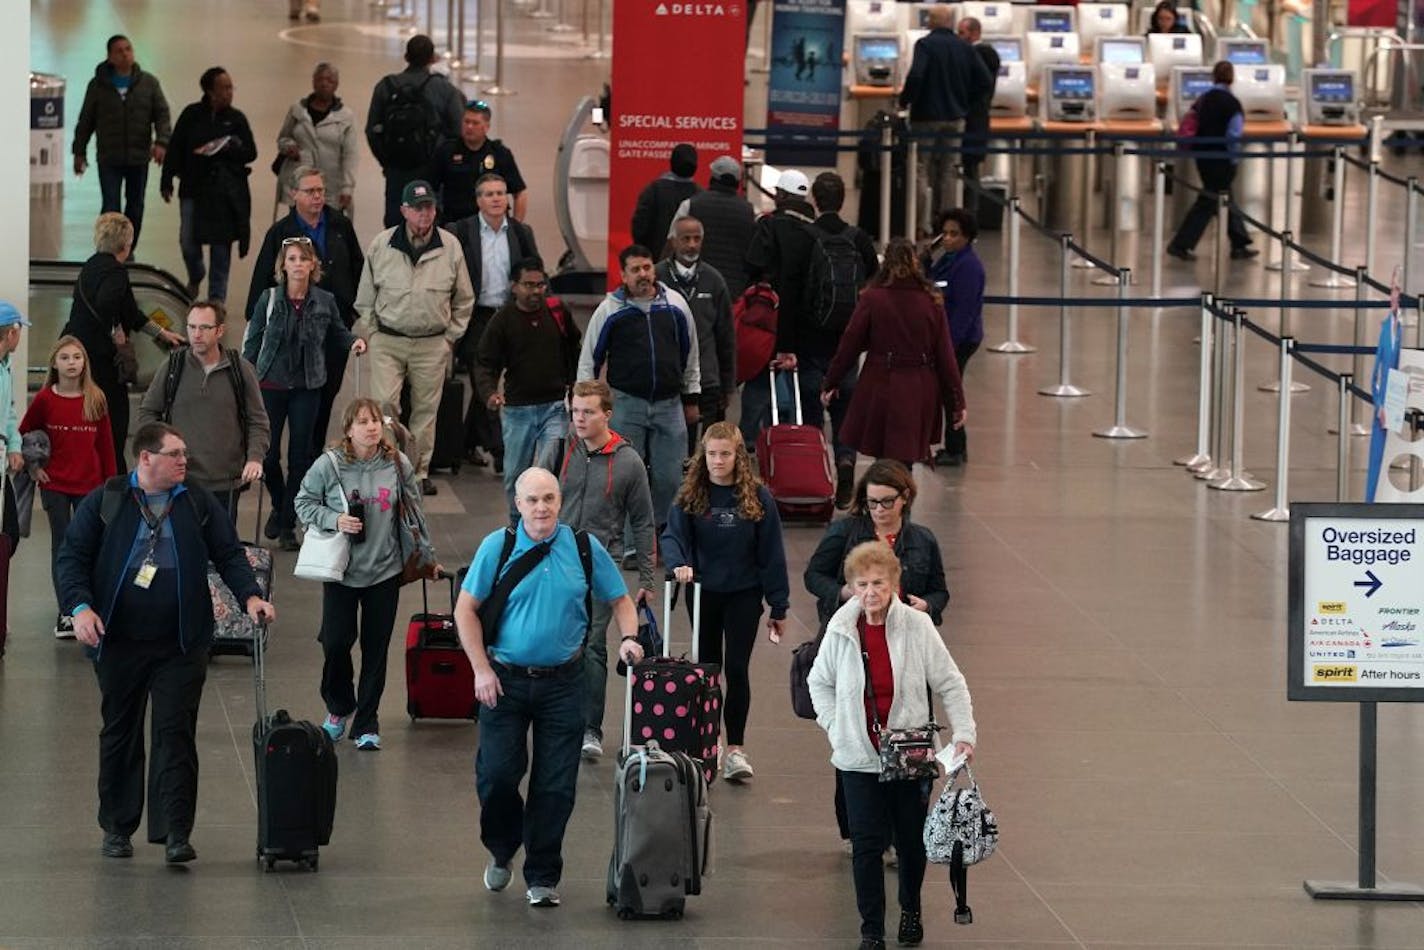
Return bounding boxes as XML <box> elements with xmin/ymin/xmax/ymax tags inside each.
<box><xmin>925</xmin><ymin>208</ymin><xmax>984</xmax><ymax>466</ymax></box>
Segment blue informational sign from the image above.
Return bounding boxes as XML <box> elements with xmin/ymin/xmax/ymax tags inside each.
<box><xmin>766</xmin><ymin>0</ymin><xmax>845</xmax><ymax>167</ymax></box>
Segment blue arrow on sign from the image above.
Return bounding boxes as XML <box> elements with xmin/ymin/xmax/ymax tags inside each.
<box><xmin>1354</xmin><ymin>570</ymin><xmax>1383</xmax><ymax>598</ymax></box>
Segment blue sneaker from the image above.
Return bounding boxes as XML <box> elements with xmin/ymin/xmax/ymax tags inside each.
<box><xmin>353</xmin><ymin>733</ymin><xmax>381</xmax><ymax>751</ymax></box>
<box><xmin>321</xmin><ymin>715</ymin><xmax>346</xmax><ymax>742</ymax></box>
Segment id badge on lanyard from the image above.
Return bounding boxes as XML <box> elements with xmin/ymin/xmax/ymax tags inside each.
<box><xmin>134</xmin><ymin>492</ymin><xmax>174</xmax><ymax>589</ymax></box>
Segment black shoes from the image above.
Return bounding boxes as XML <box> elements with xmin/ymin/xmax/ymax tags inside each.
<box><xmin>835</xmin><ymin>461</ymin><xmax>855</xmax><ymax>510</ymax></box>
<box><xmin>898</xmin><ymin>910</ymin><xmax>924</xmax><ymax>946</ymax></box>
<box><xmin>263</xmin><ymin>509</ymin><xmax>280</xmax><ymax>541</ymax></box>
<box><xmin>420</xmin><ymin>478</ymin><xmax>438</xmax><ymax>496</ymax></box>
<box><xmin>1166</xmin><ymin>245</ymin><xmax>1196</xmax><ymax>262</ymax></box>
<box><xmin>492</xmin><ymin>453</ymin><xmax>505</xmax><ymax>476</ymax></box>
<box><xmin>1230</xmin><ymin>246</ymin><xmax>1260</xmax><ymax>260</ymax></box>
<box><xmin>859</xmin><ymin>940</ymin><xmax>887</xmax><ymax>950</ymax></box>
<box><xmin>100</xmin><ymin>832</ymin><xmax>133</xmax><ymax>858</ymax></box>
<box><xmin>165</xmin><ymin>834</ymin><xmax>196</xmax><ymax>864</ymax></box>
<box><xmin>934</xmin><ymin>448</ymin><xmax>965</xmax><ymax>467</ymax></box>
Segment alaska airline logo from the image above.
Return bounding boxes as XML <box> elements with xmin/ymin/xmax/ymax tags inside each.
<box><xmin>655</xmin><ymin>2</ymin><xmax>738</xmax><ymax>14</ymax></box>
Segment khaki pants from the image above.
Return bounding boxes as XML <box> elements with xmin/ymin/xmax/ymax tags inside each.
<box><xmin>914</xmin><ymin>118</ymin><xmax>964</xmax><ymax>236</ymax></box>
<box><xmin>368</xmin><ymin>332</ymin><xmax>451</xmax><ymax>479</ymax></box>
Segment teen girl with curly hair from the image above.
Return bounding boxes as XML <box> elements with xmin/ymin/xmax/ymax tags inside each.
<box><xmin>660</xmin><ymin>421</ymin><xmax>790</xmax><ymax>782</ymax></box>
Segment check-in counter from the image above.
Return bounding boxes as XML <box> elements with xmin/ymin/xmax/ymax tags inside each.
<box><xmin>1040</xmin><ymin>65</ymin><xmax>1101</xmax><ymax>231</ymax></box>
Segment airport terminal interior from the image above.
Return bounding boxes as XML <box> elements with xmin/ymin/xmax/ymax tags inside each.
<box><xmin>16</xmin><ymin>0</ymin><xmax>1424</xmax><ymax>945</ymax></box>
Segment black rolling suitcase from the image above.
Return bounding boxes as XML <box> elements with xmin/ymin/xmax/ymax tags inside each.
<box><xmin>400</xmin><ymin>374</ymin><xmax>466</xmax><ymax>474</ymax></box>
<box><xmin>252</xmin><ymin>624</ymin><xmax>338</xmax><ymax>871</ymax></box>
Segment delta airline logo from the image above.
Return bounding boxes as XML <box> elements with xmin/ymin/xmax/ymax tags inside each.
<box><xmin>654</xmin><ymin>1</ymin><xmax>740</xmax><ymax>16</ymax></box>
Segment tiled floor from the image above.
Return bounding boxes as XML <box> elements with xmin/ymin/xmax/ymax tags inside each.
<box><xmin>16</xmin><ymin>1</ymin><xmax>1424</xmax><ymax>946</ymax></box>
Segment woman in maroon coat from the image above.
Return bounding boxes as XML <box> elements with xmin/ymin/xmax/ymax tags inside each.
<box><xmin>821</xmin><ymin>239</ymin><xmax>966</xmax><ymax>467</ymax></box>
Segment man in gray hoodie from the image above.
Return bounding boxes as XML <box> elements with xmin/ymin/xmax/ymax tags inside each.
<box><xmin>557</xmin><ymin>379</ymin><xmax>655</xmax><ymax>760</ymax></box>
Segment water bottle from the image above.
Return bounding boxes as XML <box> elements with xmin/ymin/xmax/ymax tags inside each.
<box><xmin>349</xmin><ymin>490</ymin><xmax>366</xmax><ymax>544</ymax></box>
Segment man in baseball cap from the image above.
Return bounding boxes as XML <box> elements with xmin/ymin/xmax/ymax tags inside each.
<box><xmin>402</xmin><ymin>179</ymin><xmax>437</xmax><ymax>207</ymax></box>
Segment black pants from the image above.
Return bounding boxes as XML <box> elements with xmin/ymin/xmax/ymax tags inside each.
<box><xmin>1169</xmin><ymin>159</ymin><xmax>1252</xmax><ymax>253</ymax></box>
<box><xmin>314</xmin><ymin>339</ymin><xmax>351</xmax><ymax>452</ymax></box>
<box><xmin>462</xmin><ymin>306</ymin><xmax>504</xmax><ymax>457</ymax></box>
<box><xmin>98</xmin><ymin>374</ymin><xmax>130</xmax><ymax>475</ymax></box>
<box><xmin>942</xmin><ymin>340</ymin><xmax>979</xmax><ymax>458</ymax></box>
<box><xmin>839</xmin><ymin>770</ymin><xmax>932</xmax><ymax>940</ymax></box>
<box><xmin>319</xmin><ymin>574</ymin><xmax>403</xmax><ymax>737</ymax></box>
<box><xmin>686</xmin><ymin>388</ymin><xmax>726</xmax><ymax>456</ymax></box>
<box><xmin>93</xmin><ymin>637</ymin><xmax>208</xmax><ymax>842</ymax></box>
<box><xmin>687</xmin><ymin>586</ymin><xmax>763</xmax><ymax>746</ymax></box>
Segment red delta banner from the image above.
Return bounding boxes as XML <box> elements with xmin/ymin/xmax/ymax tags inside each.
<box><xmin>1347</xmin><ymin>0</ymin><xmax>1394</xmax><ymax>27</ymax></box>
<box><xmin>608</xmin><ymin>0</ymin><xmax>746</xmax><ymax>281</ymax></box>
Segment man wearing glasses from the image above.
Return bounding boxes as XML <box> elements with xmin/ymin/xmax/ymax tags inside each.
<box><xmin>432</xmin><ymin>100</ymin><xmax>528</xmax><ymax>224</ymax></box>
<box><xmin>472</xmin><ymin>257</ymin><xmax>579</xmax><ymax>513</ymax></box>
<box><xmin>245</xmin><ymin>166</ymin><xmax>365</xmax><ymax>448</ymax></box>
<box><xmin>137</xmin><ymin>300</ymin><xmax>270</xmax><ymax>522</ymax></box>
<box><xmin>58</xmin><ymin>422</ymin><xmax>276</xmax><ymax>865</ymax></box>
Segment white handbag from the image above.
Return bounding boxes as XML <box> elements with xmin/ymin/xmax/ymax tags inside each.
<box><xmin>293</xmin><ymin>452</ymin><xmax>351</xmax><ymax>582</ymax></box>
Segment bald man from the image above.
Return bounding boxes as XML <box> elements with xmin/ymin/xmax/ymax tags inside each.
<box><xmin>454</xmin><ymin>467</ymin><xmax>642</xmax><ymax>908</ymax></box>
<box><xmin>899</xmin><ymin>4</ymin><xmax>994</xmax><ymax>234</ymax></box>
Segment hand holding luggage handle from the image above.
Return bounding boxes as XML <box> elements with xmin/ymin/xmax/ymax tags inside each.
<box><xmin>768</xmin><ymin>368</ymin><xmax>804</xmax><ymax>428</ymax></box>
<box><xmin>624</xmin><ymin>572</ymin><xmax>701</xmax><ymax>756</ymax></box>
<box><xmin>419</xmin><ymin>569</ymin><xmax>457</xmax><ymax>616</ymax></box>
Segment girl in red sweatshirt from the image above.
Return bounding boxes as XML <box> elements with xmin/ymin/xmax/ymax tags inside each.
<box><xmin>21</xmin><ymin>335</ymin><xmax>116</xmax><ymax>637</ymax></box>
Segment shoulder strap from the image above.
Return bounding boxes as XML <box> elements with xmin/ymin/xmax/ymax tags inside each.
<box><xmin>224</xmin><ymin>347</ymin><xmax>251</xmax><ymax>460</ymax></box>
<box><xmin>160</xmin><ymin>349</ymin><xmax>186</xmax><ymax>423</ymax></box>
<box><xmin>494</xmin><ymin>526</ymin><xmax>517</xmax><ymax>576</ymax></box>
<box><xmin>98</xmin><ymin>475</ymin><xmax>130</xmax><ymax>526</ymax></box>
<box><xmin>576</xmin><ymin>529</ymin><xmax>593</xmax><ymax>647</ymax></box>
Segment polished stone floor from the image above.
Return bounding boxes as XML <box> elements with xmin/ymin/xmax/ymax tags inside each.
<box><xmin>15</xmin><ymin>0</ymin><xmax>1424</xmax><ymax>947</ymax></box>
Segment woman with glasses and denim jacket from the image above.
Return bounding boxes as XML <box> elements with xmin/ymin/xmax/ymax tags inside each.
<box><xmin>244</xmin><ymin>236</ymin><xmax>365</xmax><ymax>549</ymax></box>
<box><xmin>803</xmin><ymin>459</ymin><xmax>949</xmax><ymax>862</ymax></box>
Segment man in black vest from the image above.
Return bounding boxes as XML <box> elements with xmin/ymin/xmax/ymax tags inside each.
<box><xmin>1167</xmin><ymin>61</ymin><xmax>1258</xmax><ymax>261</ymax></box>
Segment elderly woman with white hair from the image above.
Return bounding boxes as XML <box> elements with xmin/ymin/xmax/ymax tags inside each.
<box><xmin>275</xmin><ymin>62</ymin><xmax>358</xmax><ymax>213</ymax></box>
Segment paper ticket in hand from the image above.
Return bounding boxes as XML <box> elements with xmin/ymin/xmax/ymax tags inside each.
<box><xmin>936</xmin><ymin>746</ymin><xmax>968</xmax><ymax>774</ymax></box>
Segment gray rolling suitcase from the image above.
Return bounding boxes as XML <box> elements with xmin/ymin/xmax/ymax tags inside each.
<box><xmin>607</xmin><ymin>657</ymin><xmax>713</xmax><ymax>920</ymax></box>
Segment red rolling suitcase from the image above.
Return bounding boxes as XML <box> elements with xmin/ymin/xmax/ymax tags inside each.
<box><xmin>405</xmin><ymin>573</ymin><xmax>478</xmax><ymax>721</ymax></box>
<box><xmin>755</xmin><ymin>369</ymin><xmax>835</xmax><ymax>522</ymax></box>
<box><xmin>627</xmin><ymin>578</ymin><xmax>723</xmax><ymax>786</ymax></box>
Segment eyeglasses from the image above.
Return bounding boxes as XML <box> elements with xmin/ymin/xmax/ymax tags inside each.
<box><xmin>185</xmin><ymin>323</ymin><xmax>219</xmax><ymax>333</ymax></box>
<box><xmin>516</xmin><ymin>279</ymin><xmax>549</xmax><ymax>289</ymax></box>
<box><xmin>155</xmin><ymin>448</ymin><xmax>189</xmax><ymax>460</ymax></box>
<box><xmin>864</xmin><ymin>494</ymin><xmax>901</xmax><ymax>510</ymax></box>
<box><xmin>282</xmin><ymin>236</ymin><xmax>314</xmax><ymax>246</ymax></box>
<box><xmin>296</xmin><ymin>186</ymin><xmax>326</xmax><ymax>196</ymax></box>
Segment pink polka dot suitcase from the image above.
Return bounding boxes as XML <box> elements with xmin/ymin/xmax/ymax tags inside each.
<box><xmin>626</xmin><ymin>579</ymin><xmax>723</xmax><ymax>786</ymax></box>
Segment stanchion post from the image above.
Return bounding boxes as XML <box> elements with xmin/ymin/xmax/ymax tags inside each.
<box><xmin>450</xmin><ymin>0</ymin><xmax>466</xmax><ymax>68</ymax></box>
<box><xmin>483</xmin><ymin>0</ymin><xmax>514</xmax><ymax>95</ymax></box>
<box><xmin>879</xmin><ymin>121</ymin><xmax>894</xmax><ymax>250</ymax></box>
<box><xmin>1178</xmin><ymin>293</ymin><xmax>1214</xmax><ymax>469</ymax></box>
<box><xmin>904</xmin><ymin>138</ymin><xmax>919</xmax><ymax>243</ymax></box>
<box><xmin>464</xmin><ymin>0</ymin><xmax>491</xmax><ymax>81</ymax></box>
<box><xmin>1211</xmin><ymin>308</ymin><xmax>1266</xmax><ymax>491</ymax></box>
<box><xmin>1197</xmin><ymin>300</ymin><xmax>1231</xmax><ymax>480</ymax></box>
<box><xmin>1310</xmin><ymin>146</ymin><xmax>1355</xmax><ymax>288</ymax></box>
<box><xmin>1152</xmin><ymin>161</ymin><xmax>1166</xmax><ymax>299</ymax></box>
<box><xmin>1337</xmin><ymin>373</ymin><xmax>1353</xmax><ymax>501</ymax></box>
<box><xmin>585</xmin><ymin>0</ymin><xmax>607</xmax><ymax>58</ymax></box>
<box><xmin>1349</xmin><ymin>266</ymin><xmax>1372</xmax><ymax>434</ymax></box>
<box><xmin>1093</xmin><ymin>269</ymin><xmax>1146</xmax><ymax>438</ymax></box>
<box><xmin>1038</xmin><ymin>233</ymin><xmax>1091</xmax><ymax>397</ymax></box>
<box><xmin>1072</xmin><ymin>130</ymin><xmax>1096</xmax><ymax>269</ymax></box>
<box><xmin>989</xmin><ymin>197</ymin><xmax>1035</xmax><ymax>353</ymax></box>
<box><xmin>1270</xmin><ymin>131</ymin><xmax>1307</xmax><ymax>273</ymax></box>
<box><xmin>443</xmin><ymin>0</ymin><xmax>456</xmax><ymax>56</ymax></box>
<box><xmin>1253</xmin><ymin>336</ymin><xmax>1295</xmax><ymax>521</ymax></box>
<box><xmin>1212</xmin><ymin>190</ymin><xmax>1229</xmax><ymax>297</ymax></box>
<box><xmin>1260</xmin><ymin>230</ymin><xmax>1310</xmax><ymax>394</ymax></box>
<box><xmin>1092</xmin><ymin>142</ymin><xmax>1125</xmax><ymax>287</ymax></box>
<box><xmin>1406</xmin><ymin>177</ymin><xmax>1418</xmax><ymax>295</ymax></box>
<box><xmin>1366</xmin><ymin>158</ymin><xmax>1379</xmax><ymax>278</ymax></box>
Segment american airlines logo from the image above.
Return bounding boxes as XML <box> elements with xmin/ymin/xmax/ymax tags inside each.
<box><xmin>654</xmin><ymin>2</ymin><xmax>740</xmax><ymax>15</ymax></box>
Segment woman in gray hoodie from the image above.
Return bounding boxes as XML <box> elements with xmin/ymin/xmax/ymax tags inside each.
<box><xmin>295</xmin><ymin>397</ymin><xmax>436</xmax><ymax>752</ymax></box>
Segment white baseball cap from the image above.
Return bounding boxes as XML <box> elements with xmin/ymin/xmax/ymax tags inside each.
<box><xmin>777</xmin><ymin>169</ymin><xmax>810</xmax><ymax>196</ymax></box>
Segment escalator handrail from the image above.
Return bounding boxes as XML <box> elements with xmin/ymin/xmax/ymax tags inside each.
<box><xmin>29</xmin><ymin>258</ymin><xmax>194</xmax><ymax>306</ymax></box>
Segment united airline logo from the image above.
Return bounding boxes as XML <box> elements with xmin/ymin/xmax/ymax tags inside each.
<box><xmin>654</xmin><ymin>2</ymin><xmax>739</xmax><ymax>14</ymax></box>
<box><xmin>1312</xmin><ymin>664</ymin><xmax>1358</xmax><ymax>683</ymax></box>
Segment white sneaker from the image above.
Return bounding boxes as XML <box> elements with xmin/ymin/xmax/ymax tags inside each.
<box><xmin>54</xmin><ymin>615</ymin><xmax>75</xmax><ymax>640</ymax></box>
<box><xmin>580</xmin><ymin>730</ymin><xmax>603</xmax><ymax>761</ymax></box>
<box><xmin>723</xmin><ymin>748</ymin><xmax>754</xmax><ymax>782</ymax></box>
<box><xmin>483</xmin><ymin>859</ymin><xmax>512</xmax><ymax>892</ymax></box>
<box><xmin>526</xmin><ymin>885</ymin><xmax>560</xmax><ymax>907</ymax></box>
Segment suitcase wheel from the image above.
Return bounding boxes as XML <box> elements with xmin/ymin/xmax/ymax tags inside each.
<box><xmin>262</xmin><ymin>856</ymin><xmax>276</xmax><ymax>872</ymax></box>
<box><xmin>617</xmin><ymin>908</ymin><xmax>634</xmax><ymax>921</ymax></box>
<box><xmin>305</xmin><ymin>855</ymin><xmax>319</xmax><ymax>872</ymax></box>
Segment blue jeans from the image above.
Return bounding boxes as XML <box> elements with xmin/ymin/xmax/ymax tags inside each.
<box><xmin>178</xmin><ymin>198</ymin><xmax>234</xmax><ymax>301</ymax></box>
<box><xmin>98</xmin><ymin>163</ymin><xmax>149</xmax><ymax>251</ymax></box>
<box><xmin>475</xmin><ymin>664</ymin><xmax>586</xmax><ymax>887</ymax></box>
<box><xmin>610</xmin><ymin>391</ymin><xmax>687</xmax><ymax>543</ymax></box>
<box><xmin>738</xmin><ymin>358</ymin><xmax>856</xmax><ymax>463</ymax></box>
<box><xmin>500</xmin><ymin>400</ymin><xmax>568</xmax><ymax>512</ymax></box>
<box><xmin>260</xmin><ymin>387</ymin><xmax>320</xmax><ymax>534</ymax></box>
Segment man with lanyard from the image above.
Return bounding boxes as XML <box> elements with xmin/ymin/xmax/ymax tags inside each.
<box><xmin>448</xmin><ymin>173</ymin><xmax>539</xmax><ymax>472</ymax></box>
<box><xmin>245</xmin><ymin>165</ymin><xmax>365</xmax><ymax>448</ymax></box>
<box><xmin>455</xmin><ymin>467</ymin><xmax>643</xmax><ymax>908</ymax></box>
<box><xmin>654</xmin><ymin>216</ymin><xmax>735</xmax><ymax>456</ymax></box>
<box><xmin>58</xmin><ymin>422</ymin><xmax>276</xmax><ymax>864</ymax></box>
<box><xmin>431</xmin><ymin>100</ymin><xmax>528</xmax><ymax>224</ymax></box>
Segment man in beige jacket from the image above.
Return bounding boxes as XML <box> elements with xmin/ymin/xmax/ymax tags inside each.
<box><xmin>354</xmin><ymin>179</ymin><xmax>474</xmax><ymax>494</ymax></box>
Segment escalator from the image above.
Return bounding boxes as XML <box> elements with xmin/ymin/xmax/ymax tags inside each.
<box><xmin>28</xmin><ymin>259</ymin><xmax>193</xmax><ymax>391</ymax></box>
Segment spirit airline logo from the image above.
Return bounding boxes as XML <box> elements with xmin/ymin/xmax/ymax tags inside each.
<box><xmin>1317</xmin><ymin>601</ymin><xmax>1347</xmax><ymax>615</ymax></box>
<box><xmin>1312</xmin><ymin>664</ymin><xmax>1358</xmax><ymax>683</ymax></box>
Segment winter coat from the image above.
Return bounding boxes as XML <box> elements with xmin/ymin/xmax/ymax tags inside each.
<box><xmin>745</xmin><ymin>199</ymin><xmax>824</xmax><ymax>356</ymax></box>
<box><xmin>578</xmin><ymin>284</ymin><xmax>701</xmax><ymax>403</ymax></box>
<box><xmin>631</xmin><ymin>173</ymin><xmax>700</xmax><ymax>254</ymax></box>
<box><xmin>72</xmin><ymin>61</ymin><xmax>172</xmax><ymax>167</ymax></box>
<box><xmin>62</xmin><ymin>252</ymin><xmax>156</xmax><ymax>392</ymax></box>
<box><xmin>161</xmin><ymin>99</ymin><xmax>257</xmax><ymax>252</ymax></box>
<box><xmin>245</xmin><ymin>207</ymin><xmax>366</xmax><ymax>326</ymax></box>
<box><xmin>926</xmin><ymin>244</ymin><xmax>986</xmax><ymax>347</ymax></box>
<box><xmin>275</xmin><ymin>95</ymin><xmax>359</xmax><ymax>202</ymax></box>
<box><xmin>243</xmin><ymin>285</ymin><xmax>356</xmax><ymax>390</ymax></box>
<box><xmin>655</xmin><ymin>258</ymin><xmax>736</xmax><ymax>397</ymax></box>
<box><xmin>898</xmin><ymin>27</ymin><xmax>994</xmax><ymax>123</ymax></box>
<box><xmin>804</xmin><ymin>516</ymin><xmax>949</xmax><ymax>626</ymax></box>
<box><xmin>353</xmin><ymin>225</ymin><xmax>475</xmax><ymax>344</ymax></box>
<box><xmin>557</xmin><ymin>431</ymin><xmax>656</xmax><ymax>591</ymax></box>
<box><xmin>823</xmin><ymin>279</ymin><xmax>965</xmax><ymax>464</ymax></box>
<box><xmin>808</xmin><ymin>595</ymin><xmax>976</xmax><ymax>774</ymax></box>
<box><xmin>685</xmin><ymin>181</ymin><xmax>757</xmax><ymax>300</ymax></box>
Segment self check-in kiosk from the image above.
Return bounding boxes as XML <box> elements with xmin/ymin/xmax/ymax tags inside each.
<box><xmin>1026</xmin><ymin>31</ymin><xmax>1082</xmax><ymax>87</ymax></box>
<box><xmin>1218</xmin><ymin>38</ymin><xmax>1271</xmax><ymax>66</ymax></box>
<box><xmin>852</xmin><ymin>34</ymin><xmax>904</xmax><ymax>86</ymax></box>
<box><xmin>846</xmin><ymin>0</ymin><xmax>900</xmax><ymax>34</ymax></box>
<box><xmin>1028</xmin><ymin>6</ymin><xmax>1077</xmax><ymax>33</ymax></box>
<box><xmin>1169</xmin><ymin>65</ymin><xmax>1214</xmax><ymax>122</ymax></box>
<box><xmin>1234</xmin><ymin>63</ymin><xmax>1287</xmax><ymax>121</ymax></box>
<box><xmin>1041</xmin><ymin>65</ymin><xmax>1099</xmax><ymax>229</ymax></box>
<box><xmin>1098</xmin><ymin>61</ymin><xmax>1159</xmax><ymax>232</ymax></box>
<box><xmin>960</xmin><ymin>1</ymin><xmax>1013</xmax><ymax>35</ymax></box>
<box><xmin>1303</xmin><ymin>68</ymin><xmax>1361</xmax><ymax>126</ymax></box>
<box><xmin>1148</xmin><ymin>32</ymin><xmax>1204</xmax><ymax>87</ymax></box>
<box><xmin>1078</xmin><ymin>3</ymin><xmax>1128</xmax><ymax>50</ymax></box>
<box><xmin>1098</xmin><ymin>62</ymin><xmax>1156</xmax><ymax>118</ymax></box>
<box><xmin>985</xmin><ymin>36</ymin><xmax>1028</xmax><ymax>115</ymax></box>
<box><xmin>1042</xmin><ymin>64</ymin><xmax>1097</xmax><ymax>122</ymax></box>
<box><xmin>1096</xmin><ymin>36</ymin><xmax>1145</xmax><ymax>64</ymax></box>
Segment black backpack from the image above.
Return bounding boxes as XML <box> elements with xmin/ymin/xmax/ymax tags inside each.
<box><xmin>805</xmin><ymin>224</ymin><xmax>866</xmax><ymax>335</ymax></box>
<box><xmin>378</xmin><ymin>73</ymin><xmax>437</xmax><ymax>168</ymax></box>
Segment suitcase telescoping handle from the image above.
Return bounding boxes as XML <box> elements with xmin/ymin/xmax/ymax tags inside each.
<box><xmin>420</xmin><ymin>569</ymin><xmax>457</xmax><ymax>616</ymax></box>
<box><xmin>768</xmin><ymin>368</ymin><xmax>804</xmax><ymax>428</ymax></box>
<box><xmin>662</xmin><ymin>573</ymin><xmax>702</xmax><ymax>662</ymax></box>
<box><xmin>226</xmin><ymin>483</ymin><xmax>265</xmax><ymax>549</ymax></box>
<box><xmin>252</xmin><ymin>619</ymin><xmax>272</xmax><ymax>725</ymax></box>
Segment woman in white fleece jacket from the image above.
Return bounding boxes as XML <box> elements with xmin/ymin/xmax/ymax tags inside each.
<box><xmin>808</xmin><ymin>541</ymin><xmax>976</xmax><ymax>950</ymax></box>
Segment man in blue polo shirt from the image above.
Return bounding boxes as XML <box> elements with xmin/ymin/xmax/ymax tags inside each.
<box><xmin>454</xmin><ymin>466</ymin><xmax>642</xmax><ymax>908</ymax></box>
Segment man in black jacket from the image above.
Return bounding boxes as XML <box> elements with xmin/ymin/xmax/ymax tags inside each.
<box><xmin>245</xmin><ymin>166</ymin><xmax>365</xmax><ymax>449</ymax></box>
<box><xmin>899</xmin><ymin>5</ymin><xmax>993</xmax><ymax>235</ymax></box>
<box><xmin>956</xmin><ymin>16</ymin><xmax>1001</xmax><ymax>201</ymax></box>
<box><xmin>1167</xmin><ymin>61</ymin><xmax>1258</xmax><ymax>261</ymax></box>
<box><xmin>60</xmin><ymin>423</ymin><xmax>276</xmax><ymax>865</ymax></box>
<box><xmin>72</xmin><ymin>35</ymin><xmax>172</xmax><ymax>252</ymax></box>
<box><xmin>432</xmin><ymin>100</ymin><xmax>528</xmax><ymax>224</ymax></box>
<box><xmin>448</xmin><ymin>173</ymin><xmax>540</xmax><ymax>470</ymax></box>
<box><xmin>630</xmin><ymin>144</ymin><xmax>700</xmax><ymax>255</ymax></box>
<box><xmin>684</xmin><ymin>155</ymin><xmax>756</xmax><ymax>300</ymax></box>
